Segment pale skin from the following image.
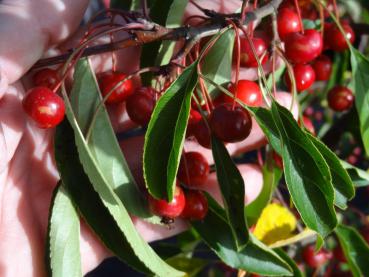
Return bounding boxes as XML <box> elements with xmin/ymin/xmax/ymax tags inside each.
<box><xmin>0</xmin><ymin>1</ymin><xmax>296</xmax><ymax>276</ymax></box>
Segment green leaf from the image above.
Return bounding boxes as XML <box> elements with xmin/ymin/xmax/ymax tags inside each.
<box><xmin>248</xmin><ymin>106</ymin><xmax>281</xmax><ymax>152</ymax></box>
<box><xmin>55</xmin><ymin>119</ymin><xmax>183</xmax><ymax>276</ymax></box>
<box><xmin>350</xmin><ymin>48</ymin><xmax>369</xmax><ymax>156</ymax></box>
<box><xmin>48</xmin><ymin>184</ymin><xmax>82</xmax><ymax>277</ymax></box>
<box><xmin>271</xmin><ymin>101</ymin><xmax>337</xmax><ymax>238</ymax></box>
<box><xmin>155</xmin><ymin>0</ymin><xmax>189</xmax><ymax>65</ymax></box>
<box><xmin>246</xmin><ymin>160</ymin><xmax>282</xmax><ymax>226</ymax></box>
<box><xmin>144</xmin><ymin>62</ymin><xmax>198</xmax><ymax>201</ymax></box>
<box><xmin>201</xmin><ymin>29</ymin><xmax>234</xmax><ymax>96</ymax></box>
<box><xmin>211</xmin><ymin>136</ymin><xmax>249</xmax><ymax>251</ymax></box>
<box><xmin>140</xmin><ymin>0</ymin><xmax>188</xmax><ymax>84</ymax></box>
<box><xmin>166</xmin><ymin>257</ymin><xmax>207</xmax><ymax>277</ymax></box>
<box><xmin>335</xmin><ymin>224</ymin><xmax>369</xmax><ymax>277</ymax></box>
<box><xmin>191</xmin><ymin>197</ymin><xmax>292</xmax><ymax>276</ymax></box>
<box><xmin>250</xmin><ymin>105</ymin><xmax>355</xmax><ymax>210</ymax></box>
<box><xmin>307</xmin><ymin>133</ymin><xmax>355</xmax><ymax>209</ymax></box>
<box><xmin>341</xmin><ymin>160</ymin><xmax>369</xmax><ymax>187</ymax></box>
<box><xmin>69</xmin><ymin>59</ymin><xmax>152</xmax><ymax>220</ymax></box>
<box><xmin>274</xmin><ymin>249</ymin><xmax>303</xmax><ymax>277</ymax></box>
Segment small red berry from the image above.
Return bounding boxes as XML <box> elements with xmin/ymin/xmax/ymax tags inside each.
<box><xmin>22</xmin><ymin>87</ymin><xmax>65</xmax><ymax>129</ymax></box>
<box><xmin>33</xmin><ymin>68</ymin><xmax>60</xmax><ymax>90</ymax></box>
<box><xmin>325</xmin><ymin>23</ymin><xmax>355</xmax><ymax>52</ymax></box>
<box><xmin>98</xmin><ymin>72</ymin><xmax>134</xmax><ymax>104</ymax></box>
<box><xmin>240</xmin><ymin>37</ymin><xmax>269</xmax><ymax>67</ymax></box>
<box><xmin>312</xmin><ymin>55</ymin><xmax>333</xmax><ymax>81</ymax></box>
<box><xmin>360</xmin><ymin>225</ymin><xmax>369</xmax><ymax>244</ymax></box>
<box><xmin>181</xmin><ymin>190</ymin><xmax>208</xmax><ymax>221</ymax></box>
<box><xmin>148</xmin><ymin>185</ymin><xmax>186</xmax><ymax>219</ymax></box>
<box><xmin>285</xmin><ymin>63</ymin><xmax>316</xmax><ymax>92</ymax></box>
<box><xmin>186</xmin><ymin>109</ymin><xmax>202</xmax><ymax>138</ymax></box>
<box><xmin>347</xmin><ymin>155</ymin><xmax>358</xmax><ymax>165</ymax></box>
<box><xmin>284</xmin><ymin>29</ymin><xmax>323</xmax><ymax>64</ymax></box>
<box><xmin>273</xmin><ymin>151</ymin><xmax>283</xmax><ymax>169</ymax></box>
<box><xmin>333</xmin><ymin>246</ymin><xmax>346</xmax><ymax>263</ymax></box>
<box><xmin>178</xmin><ymin>152</ymin><xmax>210</xmax><ymax>187</ymax></box>
<box><xmin>209</xmin><ymin>103</ymin><xmax>252</xmax><ymax>143</ymax></box>
<box><xmin>277</xmin><ymin>8</ymin><xmax>302</xmax><ymax>41</ymax></box>
<box><xmin>192</xmin><ymin>118</ymin><xmax>212</xmax><ymax>149</ymax></box>
<box><xmin>126</xmin><ymin>87</ymin><xmax>156</xmax><ymax>126</ymax></box>
<box><xmin>223</xmin><ymin>80</ymin><xmax>263</xmax><ymax>107</ymax></box>
<box><xmin>327</xmin><ymin>86</ymin><xmax>354</xmax><ymax>112</ymax></box>
<box><xmin>302</xmin><ymin>245</ymin><xmax>332</xmax><ymax>268</ymax></box>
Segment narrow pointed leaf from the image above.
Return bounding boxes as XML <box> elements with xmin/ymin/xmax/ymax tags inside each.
<box><xmin>201</xmin><ymin>29</ymin><xmax>234</xmax><ymax>96</ymax></box>
<box><xmin>308</xmin><ymin>133</ymin><xmax>355</xmax><ymax>209</ymax></box>
<box><xmin>211</xmin><ymin>135</ymin><xmax>249</xmax><ymax>250</ymax></box>
<box><xmin>155</xmin><ymin>0</ymin><xmax>189</xmax><ymax>65</ymax></box>
<box><xmin>350</xmin><ymin>48</ymin><xmax>369</xmax><ymax>156</ymax></box>
<box><xmin>271</xmin><ymin>101</ymin><xmax>337</xmax><ymax>237</ymax></box>
<box><xmin>55</xmin><ymin>119</ymin><xmax>183</xmax><ymax>276</ymax></box>
<box><xmin>248</xmin><ymin>106</ymin><xmax>281</xmax><ymax>152</ymax></box>
<box><xmin>141</xmin><ymin>0</ymin><xmax>188</xmax><ymax>84</ymax></box>
<box><xmin>335</xmin><ymin>224</ymin><xmax>369</xmax><ymax>277</ymax></box>
<box><xmin>69</xmin><ymin>59</ymin><xmax>152</xmax><ymax>220</ymax></box>
<box><xmin>144</xmin><ymin>62</ymin><xmax>198</xmax><ymax>201</ymax></box>
<box><xmin>47</xmin><ymin>184</ymin><xmax>82</xmax><ymax>277</ymax></box>
<box><xmin>250</xmin><ymin>105</ymin><xmax>354</xmax><ymax>212</ymax></box>
<box><xmin>166</xmin><ymin>257</ymin><xmax>207</xmax><ymax>277</ymax></box>
<box><xmin>341</xmin><ymin>160</ymin><xmax>369</xmax><ymax>187</ymax></box>
<box><xmin>191</xmin><ymin>196</ymin><xmax>292</xmax><ymax>276</ymax></box>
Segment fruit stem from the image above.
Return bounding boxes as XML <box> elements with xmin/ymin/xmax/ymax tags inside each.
<box><xmin>257</xmin><ymin>149</ymin><xmax>264</xmax><ymax>167</ymax></box>
<box><xmin>293</xmin><ymin>0</ymin><xmax>305</xmax><ymax>34</ymax></box>
<box><xmin>239</xmin><ymin>25</ymin><xmax>272</xmax><ymax>106</ymax></box>
<box><xmin>228</xmin><ymin>20</ymin><xmax>241</xmax><ymax>110</ymax></box>
<box><xmin>110</xmin><ymin>14</ymin><xmax>118</xmax><ymax>73</ymax></box>
<box><xmin>240</xmin><ymin>0</ymin><xmax>250</xmax><ymax>23</ymax></box>
<box><xmin>249</xmin><ymin>0</ymin><xmax>258</xmax><ymax>37</ymax></box>
<box><xmin>332</xmin><ymin>0</ymin><xmax>340</xmax><ymax>23</ymax></box>
<box><xmin>319</xmin><ymin>2</ymin><xmax>325</xmax><ymax>39</ymax></box>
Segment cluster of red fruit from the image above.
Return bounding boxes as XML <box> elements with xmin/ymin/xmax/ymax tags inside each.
<box><xmin>278</xmin><ymin>1</ymin><xmax>355</xmax><ymax>112</ymax></box>
<box><xmin>22</xmin><ymin>69</ymin><xmax>158</xmax><ymax>129</ymax></box>
<box><xmin>148</xmin><ymin>151</ymin><xmax>210</xmax><ymax>221</ymax></box>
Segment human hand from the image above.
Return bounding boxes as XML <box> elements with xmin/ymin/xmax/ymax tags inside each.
<box><xmin>0</xmin><ymin>1</ymin><xmax>295</xmax><ymax>276</ymax></box>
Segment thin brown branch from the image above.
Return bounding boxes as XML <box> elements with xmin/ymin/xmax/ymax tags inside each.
<box><xmin>31</xmin><ymin>0</ymin><xmax>283</xmax><ymax>70</ymax></box>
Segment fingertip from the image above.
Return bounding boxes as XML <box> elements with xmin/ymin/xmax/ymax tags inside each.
<box><xmin>200</xmin><ymin>163</ymin><xmax>263</xmax><ymax>205</ymax></box>
<box><xmin>132</xmin><ymin>216</ymin><xmax>189</xmax><ymax>243</ymax></box>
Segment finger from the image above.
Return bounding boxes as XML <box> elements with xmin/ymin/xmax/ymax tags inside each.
<box><xmin>0</xmin><ymin>82</ymin><xmax>26</xmax><ymax>173</ymax></box>
<box><xmin>201</xmin><ymin>164</ymin><xmax>263</xmax><ymax>205</ymax></box>
<box><xmin>0</xmin><ymin>0</ymin><xmax>89</xmax><ymax>96</ymax></box>
<box><xmin>185</xmin><ymin>0</ymin><xmax>241</xmax><ymax>19</ymax></box>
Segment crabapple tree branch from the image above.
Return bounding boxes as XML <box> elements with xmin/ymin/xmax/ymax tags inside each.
<box><xmin>32</xmin><ymin>0</ymin><xmax>283</xmax><ymax>70</ymax></box>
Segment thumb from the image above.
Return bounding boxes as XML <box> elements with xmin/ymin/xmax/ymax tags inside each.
<box><xmin>0</xmin><ymin>0</ymin><xmax>89</xmax><ymax>97</ymax></box>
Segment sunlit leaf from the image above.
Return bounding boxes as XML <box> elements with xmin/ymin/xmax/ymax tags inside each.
<box><xmin>144</xmin><ymin>62</ymin><xmax>198</xmax><ymax>201</ymax></box>
<box><xmin>211</xmin><ymin>135</ymin><xmax>249</xmax><ymax>250</ymax></box>
<box><xmin>47</xmin><ymin>184</ymin><xmax>82</xmax><ymax>277</ymax></box>
<box><xmin>336</xmin><ymin>224</ymin><xmax>369</xmax><ymax>277</ymax></box>
<box><xmin>271</xmin><ymin>101</ymin><xmax>337</xmax><ymax>238</ymax></box>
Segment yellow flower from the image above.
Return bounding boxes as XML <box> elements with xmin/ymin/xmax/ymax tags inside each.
<box><xmin>253</xmin><ymin>203</ymin><xmax>297</xmax><ymax>245</ymax></box>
